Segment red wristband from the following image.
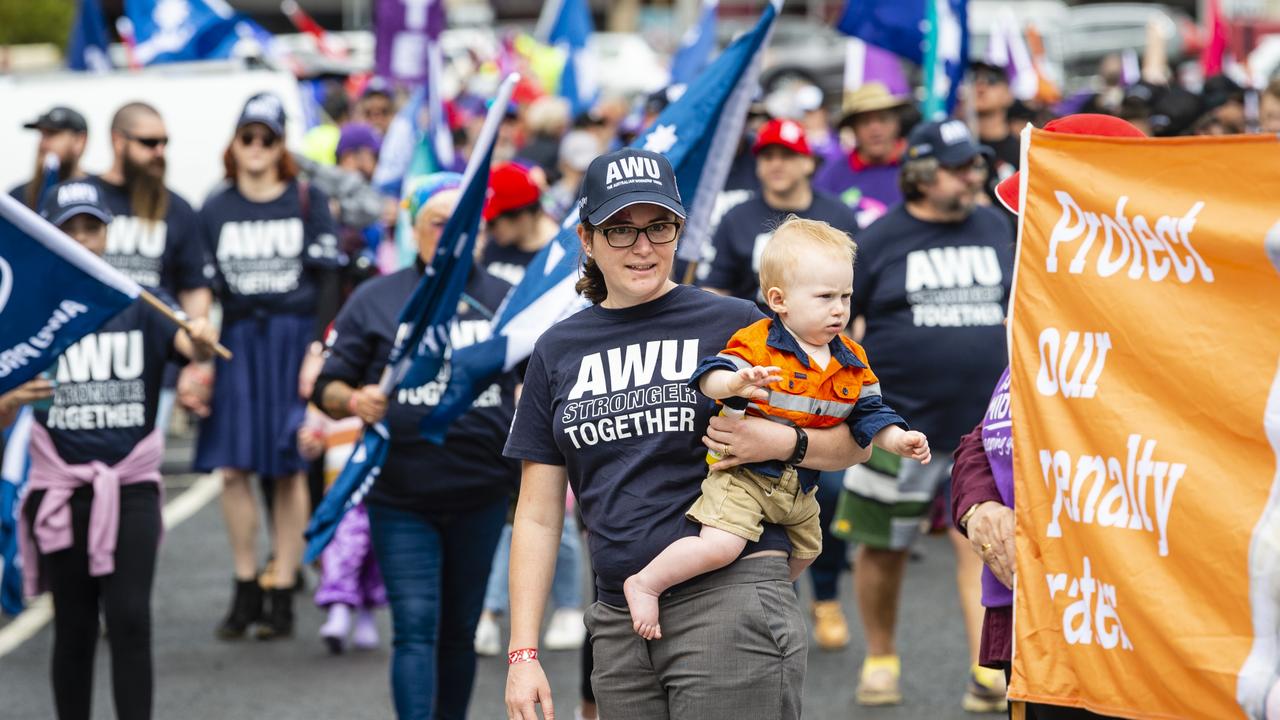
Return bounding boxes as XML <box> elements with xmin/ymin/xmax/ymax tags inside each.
<box><xmin>347</xmin><ymin>392</ymin><xmax>360</xmax><ymax>417</ymax></box>
<box><xmin>508</xmin><ymin>648</ymin><xmax>538</xmax><ymax>665</ymax></box>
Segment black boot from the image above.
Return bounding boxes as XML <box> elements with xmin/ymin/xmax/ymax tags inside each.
<box><xmin>256</xmin><ymin>587</ymin><xmax>295</xmax><ymax>640</ymax></box>
<box><xmin>216</xmin><ymin>579</ymin><xmax>262</xmax><ymax>640</ymax></box>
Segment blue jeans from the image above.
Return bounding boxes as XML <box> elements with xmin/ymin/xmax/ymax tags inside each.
<box><xmin>483</xmin><ymin>512</ymin><xmax>581</xmax><ymax>613</ymax></box>
<box><xmin>808</xmin><ymin>470</ymin><xmax>849</xmax><ymax>601</ymax></box>
<box><xmin>367</xmin><ymin>498</ymin><xmax>507</xmax><ymax>720</ymax></box>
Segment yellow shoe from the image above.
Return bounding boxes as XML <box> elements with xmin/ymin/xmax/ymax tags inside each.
<box><xmin>962</xmin><ymin>664</ymin><xmax>1008</xmax><ymax>713</ymax></box>
<box><xmin>856</xmin><ymin>655</ymin><xmax>903</xmax><ymax>706</ymax></box>
<box><xmin>811</xmin><ymin>600</ymin><xmax>850</xmax><ymax>650</ymax></box>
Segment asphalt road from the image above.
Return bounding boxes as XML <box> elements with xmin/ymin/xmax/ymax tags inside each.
<box><xmin>0</xmin><ymin>437</ymin><xmax>992</xmax><ymax>720</ymax></box>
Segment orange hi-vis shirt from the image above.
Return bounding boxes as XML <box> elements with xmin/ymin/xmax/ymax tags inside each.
<box><xmin>688</xmin><ymin>317</ymin><xmax>908</xmax><ymax>478</ymax></box>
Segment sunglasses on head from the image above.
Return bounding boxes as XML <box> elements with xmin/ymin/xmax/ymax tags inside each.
<box><xmin>237</xmin><ymin>129</ymin><xmax>279</xmax><ymax>148</ymax></box>
<box><xmin>123</xmin><ymin>132</ymin><xmax>168</xmax><ymax>149</ymax></box>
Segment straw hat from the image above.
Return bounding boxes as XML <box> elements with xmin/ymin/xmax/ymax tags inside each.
<box><xmin>840</xmin><ymin>82</ymin><xmax>910</xmax><ymax>125</ymax></box>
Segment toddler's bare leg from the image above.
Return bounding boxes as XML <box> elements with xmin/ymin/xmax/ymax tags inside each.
<box><xmin>624</xmin><ymin>526</ymin><xmax>747</xmax><ymax>640</ymax></box>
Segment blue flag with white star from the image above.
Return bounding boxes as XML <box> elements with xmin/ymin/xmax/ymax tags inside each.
<box><xmin>418</xmin><ymin>0</ymin><xmax>781</xmax><ymax>442</ymax></box>
<box><xmin>304</xmin><ymin>75</ymin><xmax>518</xmax><ymax>563</ymax></box>
<box><xmin>124</xmin><ymin>0</ymin><xmax>273</xmax><ymax>65</ymax></box>
<box><xmin>837</xmin><ymin>0</ymin><xmax>968</xmax><ymax>119</ymax></box>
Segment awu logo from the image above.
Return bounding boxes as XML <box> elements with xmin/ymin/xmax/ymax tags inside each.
<box><xmin>106</xmin><ymin>216</ymin><xmax>167</xmax><ymax>259</ymax></box>
<box><xmin>904</xmin><ymin>246</ymin><xmax>1003</xmax><ymax>291</ymax></box>
<box><xmin>604</xmin><ymin>156</ymin><xmax>661</xmax><ymax>186</ymax></box>
<box><xmin>0</xmin><ymin>256</ymin><xmax>11</xmax><ymax>315</ymax></box>
<box><xmin>568</xmin><ymin>339</ymin><xmax>700</xmax><ymax>400</ymax></box>
<box><xmin>217</xmin><ymin>219</ymin><xmax>305</xmax><ymax>260</ymax></box>
<box><xmin>56</xmin><ymin>182</ymin><xmax>99</xmax><ymax>206</ymax></box>
<box><xmin>56</xmin><ymin>330</ymin><xmax>144</xmax><ymax>382</ymax></box>
<box><xmin>1036</xmin><ymin>328</ymin><xmax>1111</xmax><ymax>399</ymax></box>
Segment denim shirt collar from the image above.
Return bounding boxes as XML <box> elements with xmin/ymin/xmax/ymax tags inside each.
<box><xmin>765</xmin><ymin>315</ymin><xmax>865</xmax><ymax>370</ymax></box>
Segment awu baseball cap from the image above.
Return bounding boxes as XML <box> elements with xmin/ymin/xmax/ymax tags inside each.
<box><xmin>580</xmin><ymin>148</ymin><xmax>685</xmax><ymax>226</ymax></box>
<box><xmin>40</xmin><ymin>180</ymin><xmax>113</xmax><ymax>227</ymax></box>
<box><xmin>237</xmin><ymin>92</ymin><xmax>287</xmax><ymax>136</ymax></box>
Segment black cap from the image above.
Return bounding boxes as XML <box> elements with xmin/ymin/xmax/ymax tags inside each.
<box><xmin>236</xmin><ymin>92</ymin><xmax>286</xmax><ymax>136</ymax></box>
<box><xmin>581</xmin><ymin>148</ymin><xmax>686</xmax><ymax>226</ymax></box>
<box><xmin>23</xmin><ymin>106</ymin><xmax>87</xmax><ymax>134</ymax></box>
<box><xmin>40</xmin><ymin>180</ymin><xmax>113</xmax><ymax>227</ymax></box>
<box><xmin>905</xmin><ymin>120</ymin><xmax>993</xmax><ymax>166</ymax></box>
<box><xmin>969</xmin><ymin>60</ymin><xmax>1009</xmax><ymax>83</ymax></box>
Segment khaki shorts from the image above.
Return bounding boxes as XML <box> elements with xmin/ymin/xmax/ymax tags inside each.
<box><xmin>687</xmin><ymin>466</ymin><xmax>822</xmax><ymax>560</ymax></box>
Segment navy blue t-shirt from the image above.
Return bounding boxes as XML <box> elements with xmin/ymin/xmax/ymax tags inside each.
<box><xmin>200</xmin><ymin>180</ymin><xmax>340</xmax><ymax>325</ymax></box>
<box><xmin>851</xmin><ymin>204</ymin><xmax>1014</xmax><ymax>452</ymax></box>
<box><xmin>87</xmin><ymin>177</ymin><xmax>213</xmax><ymax>296</ymax></box>
<box><xmin>504</xmin><ymin>285</ymin><xmax>791</xmax><ymax>606</ymax></box>
<box><xmin>480</xmin><ymin>241</ymin><xmax>539</xmax><ymax>287</ymax></box>
<box><xmin>701</xmin><ymin>191</ymin><xmax>860</xmax><ymax>303</ymax></box>
<box><xmin>35</xmin><ymin>292</ymin><xmax>185</xmax><ymax>466</ymax></box>
<box><xmin>317</xmin><ymin>266</ymin><xmax>518</xmax><ymax>514</ymax></box>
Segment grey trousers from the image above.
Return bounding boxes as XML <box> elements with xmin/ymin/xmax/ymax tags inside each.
<box><xmin>585</xmin><ymin>556</ymin><xmax>807</xmax><ymax>719</ymax></box>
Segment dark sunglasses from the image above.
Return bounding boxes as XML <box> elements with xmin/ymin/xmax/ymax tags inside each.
<box><xmin>237</xmin><ymin>130</ymin><xmax>279</xmax><ymax>148</ymax></box>
<box><xmin>123</xmin><ymin>132</ymin><xmax>168</xmax><ymax>149</ymax></box>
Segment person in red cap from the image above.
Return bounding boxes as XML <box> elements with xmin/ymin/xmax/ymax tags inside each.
<box><xmin>699</xmin><ymin>117</ymin><xmax>862</xmax><ymax>653</ymax></box>
<box><xmin>951</xmin><ymin>114</ymin><xmax>1143</xmax><ymax>720</ymax></box>
<box><xmin>702</xmin><ymin>118</ymin><xmax>860</xmax><ymax>305</ymax></box>
<box><xmin>480</xmin><ymin>162</ymin><xmax>560</xmax><ymax>286</ymax></box>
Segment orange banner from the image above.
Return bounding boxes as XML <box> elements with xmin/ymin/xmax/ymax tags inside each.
<box><xmin>1009</xmin><ymin>130</ymin><xmax>1280</xmax><ymax>719</ymax></box>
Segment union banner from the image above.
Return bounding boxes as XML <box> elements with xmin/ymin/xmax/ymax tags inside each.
<box><xmin>1008</xmin><ymin>129</ymin><xmax>1280</xmax><ymax>719</ymax></box>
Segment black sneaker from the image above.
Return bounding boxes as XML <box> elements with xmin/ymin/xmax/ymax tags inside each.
<box><xmin>216</xmin><ymin>579</ymin><xmax>263</xmax><ymax>640</ymax></box>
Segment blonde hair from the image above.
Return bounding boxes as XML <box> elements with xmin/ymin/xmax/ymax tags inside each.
<box><xmin>758</xmin><ymin>215</ymin><xmax>857</xmax><ymax>294</ymax></box>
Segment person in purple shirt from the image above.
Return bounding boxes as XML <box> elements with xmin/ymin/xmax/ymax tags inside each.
<box><xmin>813</xmin><ymin>82</ymin><xmax>911</xmax><ymax>228</ymax></box>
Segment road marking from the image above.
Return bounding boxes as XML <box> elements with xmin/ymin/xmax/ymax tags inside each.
<box><xmin>0</xmin><ymin>473</ymin><xmax>221</xmax><ymax>658</ymax></box>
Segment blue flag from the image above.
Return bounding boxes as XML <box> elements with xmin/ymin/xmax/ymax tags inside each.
<box><xmin>670</xmin><ymin>0</ymin><xmax>718</xmax><ymax>86</ymax></box>
<box><xmin>838</xmin><ymin>0</ymin><xmax>969</xmax><ymax>118</ymax></box>
<box><xmin>0</xmin><ymin>194</ymin><xmax>141</xmax><ymax>396</ymax></box>
<box><xmin>538</xmin><ymin>0</ymin><xmax>596</xmax><ymax>115</ymax></box>
<box><xmin>125</xmin><ymin>0</ymin><xmax>271</xmax><ymax>65</ymax></box>
<box><xmin>0</xmin><ymin>409</ymin><xmax>34</xmax><ymax>615</ymax></box>
<box><xmin>68</xmin><ymin>0</ymin><xmax>112</xmax><ymax>72</ymax></box>
<box><xmin>304</xmin><ymin>75</ymin><xmax>519</xmax><ymax>563</ymax></box>
<box><xmin>419</xmin><ymin>2</ymin><xmax>781</xmax><ymax>442</ymax></box>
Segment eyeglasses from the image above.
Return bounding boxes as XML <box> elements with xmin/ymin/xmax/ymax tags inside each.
<box><xmin>595</xmin><ymin>221</ymin><xmax>680</xmax><ymax>248</ymax></box>
<box><xmin>123</xmin><ymin>132</ymin><xmax>168</xmax><ymax>149</ymax></box>
<box><xmin>941</xmin><ymin>157</ymin><xmax>988</xmax><ymax>176</ymax></box>
<box><xmin>237</xmin><ymin>130</ymin><xmax>279</xmax><ymax>148</ymax></box>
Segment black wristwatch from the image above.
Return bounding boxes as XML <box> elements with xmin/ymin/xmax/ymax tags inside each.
<box><xmin>786</xmin><ymin>427</ymin><xmax>809</xmax><ymax>465</ymax></box>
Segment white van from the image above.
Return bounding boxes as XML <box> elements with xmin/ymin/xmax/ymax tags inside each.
<box><xmin>0</xmin><ymin>61</ymin><xmax>306</xmax><ymax>208</ymax></box>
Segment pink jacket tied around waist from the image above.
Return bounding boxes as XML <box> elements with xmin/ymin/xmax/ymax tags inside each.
<box><xmin>19</xmin><ymin>423</ymin><xmax>164</xmax><ymax>598</ymax></box>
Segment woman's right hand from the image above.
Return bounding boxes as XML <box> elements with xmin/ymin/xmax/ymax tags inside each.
<box><xmin>349</xmin><ymin>385</ymin><xmax>388</xmax><ymax>425</ymax></box>
<box><xmin>506</xmin><ymin>660</ymin><xmax>555</xmax><ymax>720</ymax></box>
<box><xmin>966</xmin><ymin>501</ymin><xmax>1016</xmax><ymax>589</ymax></box>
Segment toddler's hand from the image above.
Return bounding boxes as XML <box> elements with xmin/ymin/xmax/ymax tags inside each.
<box><xmin>727</xmin><ymin>365</ymin><xmax>782</xmax><ymax>402</ymax></box>
<box><xmin>897</xmin><ymin>430</ymin><xmax>931</xmax><ymax>464</ymax></box>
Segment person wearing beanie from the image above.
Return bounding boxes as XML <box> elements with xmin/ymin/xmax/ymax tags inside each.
<box><xmin>310</xmin><ymin>171</ymin><xmax>518</xmax><ymax>719</ymax></box>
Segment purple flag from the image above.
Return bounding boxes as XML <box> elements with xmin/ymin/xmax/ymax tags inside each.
<box><xmin>375</xmin><ymin>0</ymin><xmax>446</xmax><ymax>85</ymax></box>
<box><xmin>843</xmin><ymin>38</ymin><xmax>910</xmax><ymax>98</ymax></box>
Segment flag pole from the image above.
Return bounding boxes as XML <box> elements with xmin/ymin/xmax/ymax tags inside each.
<box><xmin>137</xmin><ymin>290</ymin><xmax>233</xmax><ymax>360</ymax></box>
<box><xmin>375</xmin><ymin>72</ymin><xmax>521</xmax><ymax>396</ymax></box>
